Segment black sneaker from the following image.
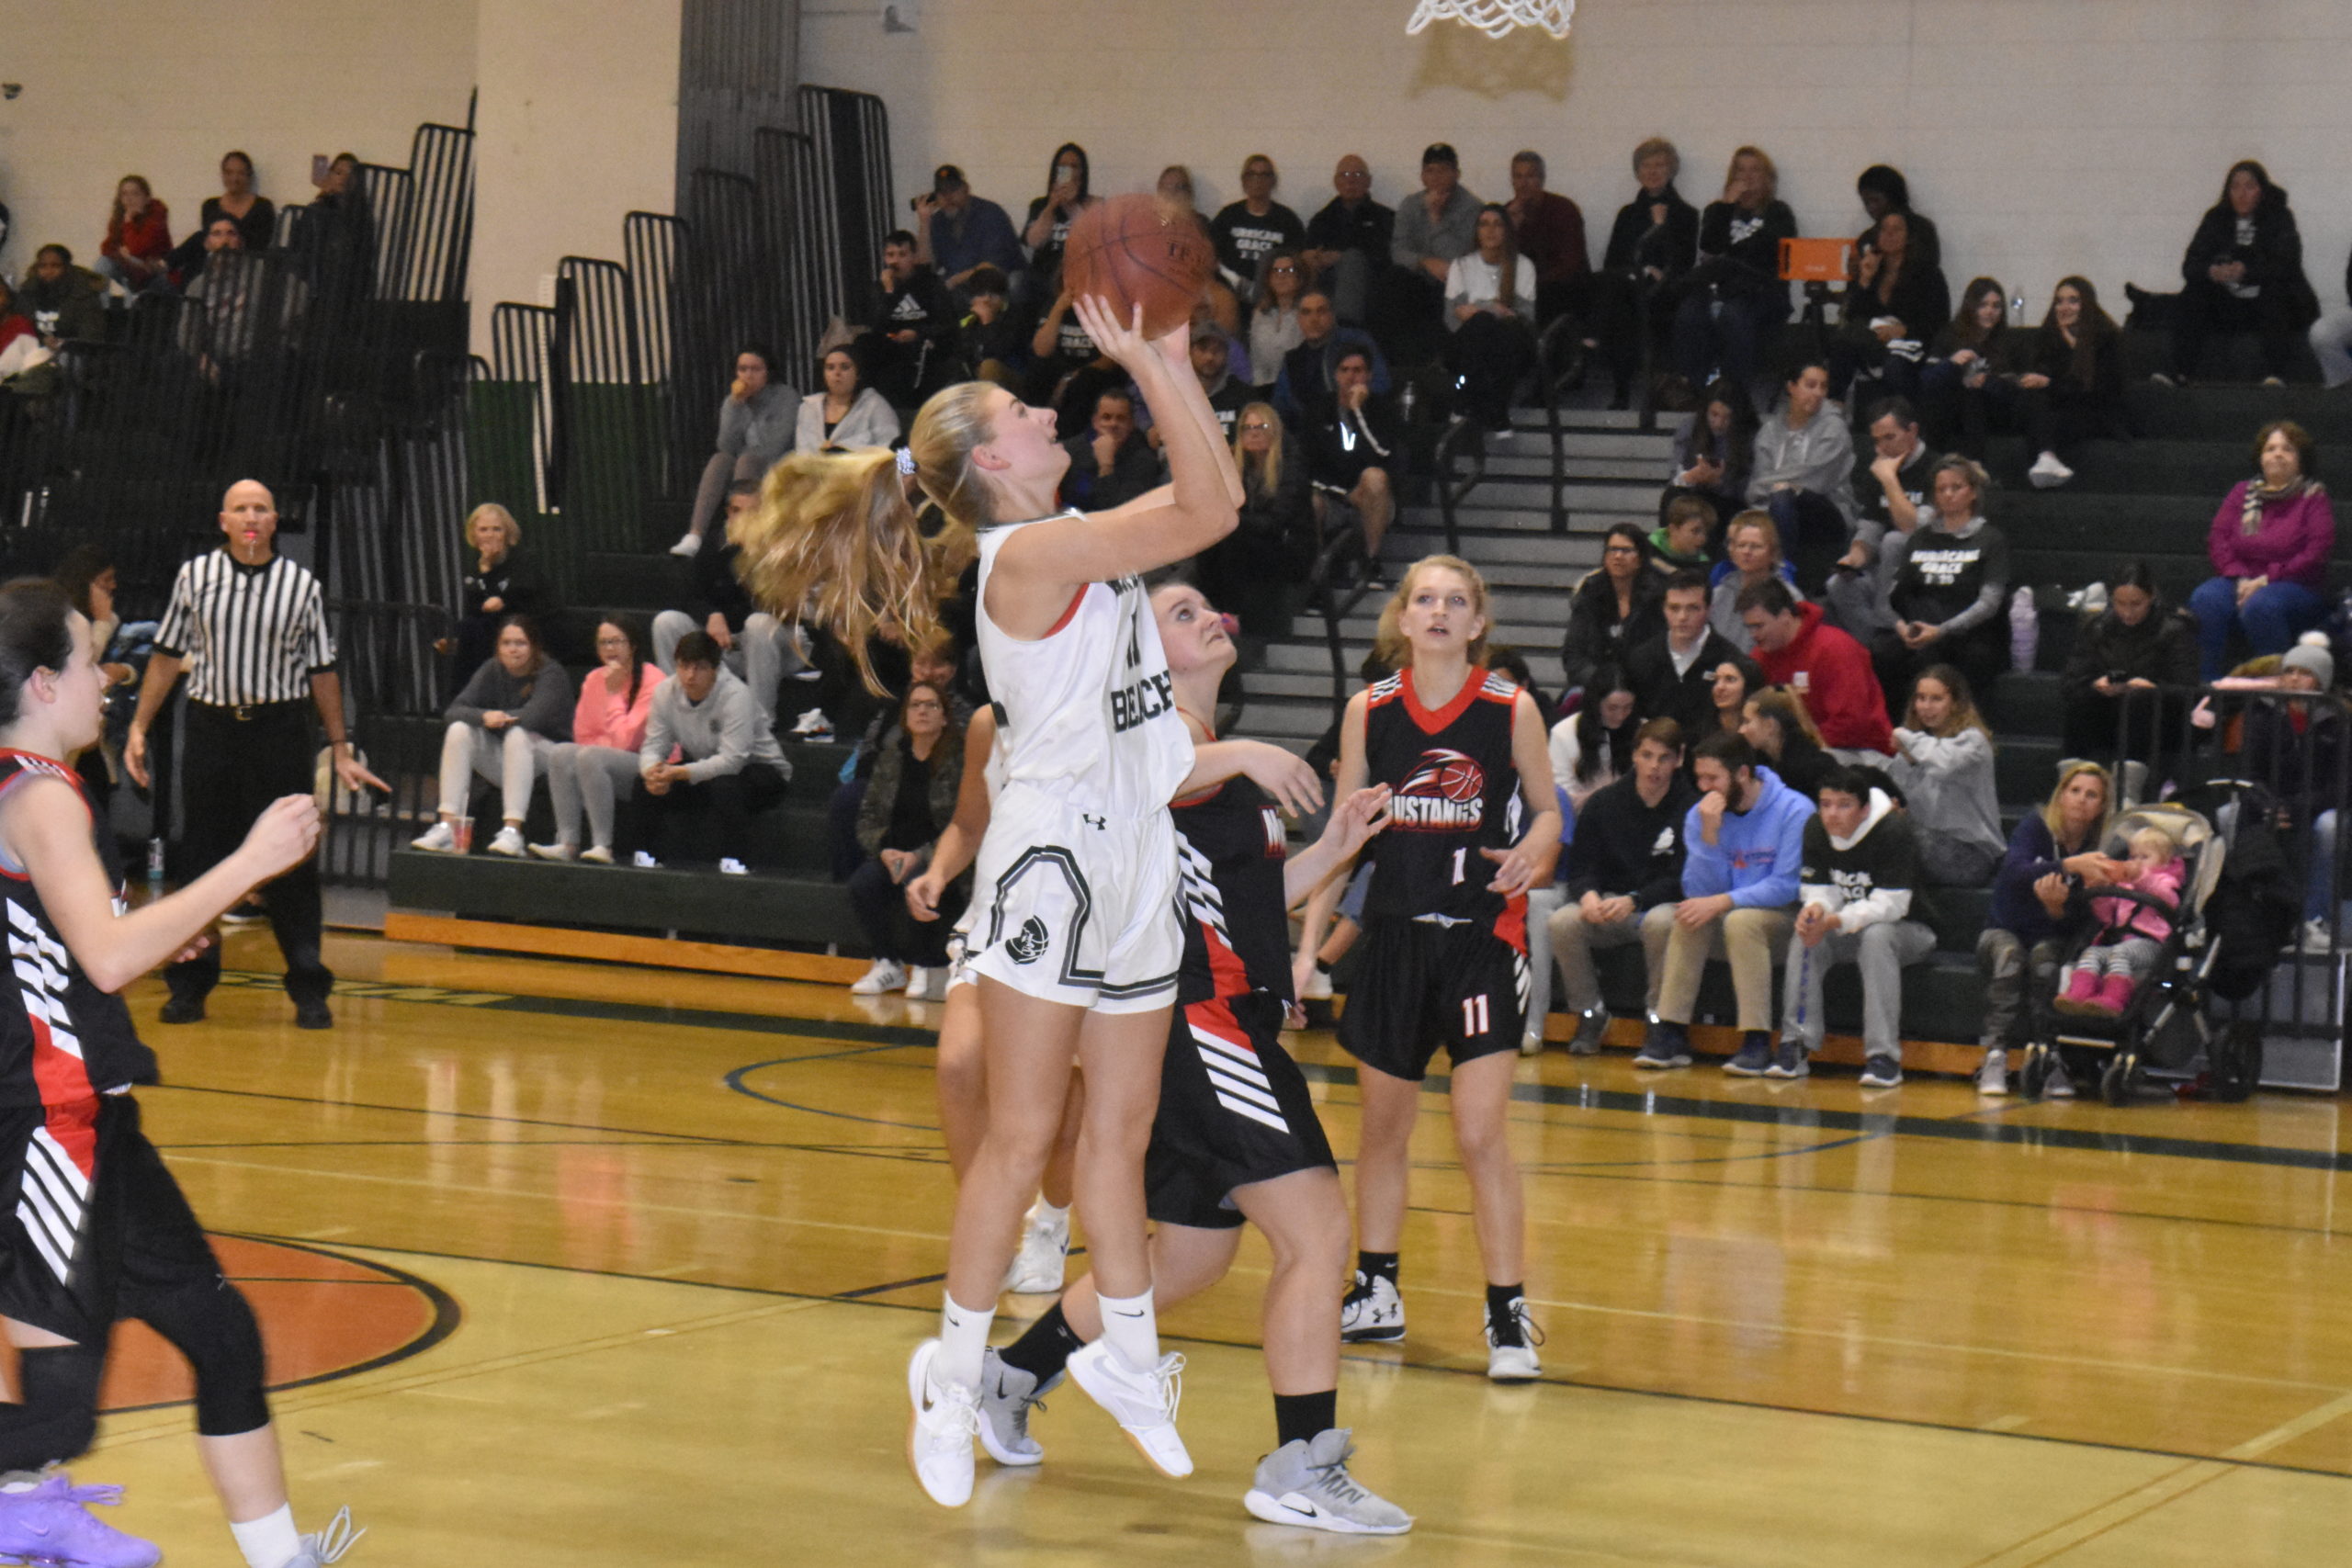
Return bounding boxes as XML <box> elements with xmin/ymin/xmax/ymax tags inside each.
<box><xmin>1764</xmin><ymin>1041</ymin><xmax>1810</xmax><ymax>1079</ymax></box>
<box><xmin>1722</xmin><ymin>1032</ymin><xmax>1772</xmax><ymax>1077</ymax></box>
<box><xmin>1633</xmin><ymin>1021</ymin><xmax>1692</xmax><ymax>1069</ymax></box>
<box><xmin>295</xmin><ymin>1001</ymin><xmax>334</xmax><ymax>1031</ymax></box>
<box><xmin>158</xmin><ymin>997</ymin><xmax>205</xmax><ymax>1025</ymax></box>
<box><xmin>1859</xmin><ymin>1055</ymin><xmax>1903</xmax><ymax>1089</ymax></box>
<box><xmin>1567</xmin><ymin>1007</ymin><xmax>1610</xmax><ymax>1055</ymax></box>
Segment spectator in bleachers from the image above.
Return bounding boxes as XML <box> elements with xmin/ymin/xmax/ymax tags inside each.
<box><xmin>1391</xmin><ymin>142</ymin><xmax>1482</xmax><ymax>321</ymax></box>
<box><xmin>1248</xmin><ymin>249</ymin><xmax>1309</xmax><ymax>389</ymax></box>
<box><xmin>628</xmin><ymin>630</ymin><xmax>791</xmax><ymax>874</ymax></box>
<box><xmin>1198</xmin><ymin>403</ymin><xmax>1311</xmax><ymax>637</ymax></box>
<box><xmin>1875</xmin><ymin>455</ymin><xmax>2011</xmax><ymax>710</ymax></box>
<box><xmin>2062</xmin><ymin>562</ymin><xmax>2197</xmax><ymax>784</ymax></box>
<box><xmin>18</xmin><ymin>246</ymin><xmax>107</xmax><ymax>349</ymax></box>
<box><xmin>1021</xmin><ymin>142</ymin><xmax>1097</xmax><ymax>293</ymax></box>
<box><xmin>2163</xmin><ymin>160</ymin><xmax>2318</xmax><ymax>389</ymax></box>
<box><xmin>1826</xmin><ymin>395</ymin><xmax>1937</xmax><ymax>639</ymax></box>
<box><xmin>1831</xmin><ymin>210</ymin><xmax>1948</xmax><ymax>401</ymax></box>
<box><xmin>1444</xmin><ymin>205</ymin><xmax>1538</xmax><ymax>434</ymax></box>
<box><xmin>1273</xmin><ymin>291</ymin><xmax>1391</xmax><ymax>423</ymax></box>
<box><xmin>1709</xmin><ymin>510</ymin><xmax>1800</xmax><ymax>646</ymax></box>
<box><xmin>177</xmin><ymin>231</ymin><xmax>308</xmax><ymax>417</ymax></box>
<box><xmin>1647</xmin><ymin>494</ymin><xmax>1713</xmax><ymax>575</ymax></box>
<box><xmin>1853</xmin><ymin>165</ymin><xmax>1941</xmax><ymax>275</ymax></box>
<box><xmin>1747</xmin><ymin>360</ymin><xmax>1855</xmax><ymax>591</ymax></box>
<box><xmin>296</xmin><ymin>152</ymin><xmax>373</xmax><ymax>309</ymax></box>
<box><xmin>96</xmin><ymin>175</ymin><xmax>172</xmax><ymax>294</ymax></box>
<box><xmin>1741</xmin><ymin>575</ymin><xmax>1894</xmax><ymax>757</ymax></box>
<box><xmin>1739</xmin><ymin>684</ymin><xmax>1833</xmax><ymax>801</ymax></box>
<box><xmin>797</xmin><ymin>346</ymin><xmax>902</xmax><ymax>454</ymax></box>
<box><xmin>656</xmin><ymin>479</ymin><xmax>802</xmax><ymax>728</ymax></box>
<box><xmin>2217</xmin><ymin>639</ymin><xmax>2346</xmax><ymax>952</ymax></box>
<box><xmin>533</xmin><ymin>617</ymin><xmax>663</xmax><ymax>864</ymax></box>
<box><xmin>0</xmin><ymin>279</ymin><xmax>40</xmax><ymax>380</ymax></box>
<box><xmin>2190</xmin><ymin>420</ymin><xmax>2335</xmax><ymax>679</ymax></box>
<box><xmin>1975</xmin><ymin>761</ymin><xmax>2115</xmax><ymax>1097</ymax></box>
<box><xmin>1504</xmin><ymin>151</ymin><xmax>1589</xmax><ymax>328</ymax></box>
<box><xmin>1922</xmin><ymin>278</ymin><xmax>2022</xmax><ymax>457</ymax></box>
<box><xmin>1302</xmin><ymin>154</ymin><xmax>1393</xmax><ymax>327</ymax></box>
<box><xmin>1152</xmin><ymin>322</ymin><xmax>1255</xmax><ymax>442</ymax></box>
<box><xmin>847</xmin><ymin>681</ymin><xmax>967</xmax><ymax>998</ymax></box>
<box><xmin>1549</xmin><ymin>665</ymin><xmax>1637</xmax><ymax>815</ymax></box>
<box><xmin>865</xmin><ymin>230</ymin><xmax>956</xmax><ymax>403</ymax></box>
<box><xmin>166</xmin><ymin>152</ymin><xmax>277</xmax><ymax>283</ymax></box>
<box><xmin>2307</xmin><ymin>243</ymin><xmax>2352</xmax><ymax>389</ymax></box>
<box><xmin>1060</xmin><ymin>388</ymin><xmax>1158</xmax><ymax>511</ymax></box>
<box><xmin>1636</xmin><ymin>730</ymin><xmax>1810</xmax><ymax>1070</ymax></box>
<box><xmin>1304</xmin><ymin>347</ymin><xmax>1403</xmax><ymax>561</ymax></box>
<box><xmin>1027</xmin><ymin>287</ymin><xmax>1123</xmax><ymax>423</ymax></box>
<box><xmin>951</xmin><ymin>266</ymin><xmax>1020</xmax><ymax>387</ymax></box>
<box><xmin>1694</xmin><ymin>657</ymin><xmax>1759</xmax><ymax>750</ymax></box>
<box><xmin>451</xmin><ymin>502</ymin><xmax>547</xmax><ymax>685</ymax></box>
<box><xmin>1156</xmin><ymin>165</ymin><xmax>1197</xmax><ymax>213</ymax></box>
<box><xmin>1671</xmin><ymin>146</ymin><xmax>1796</xmax><ymax>399</ymax></box>
<box><xmin>1544</xmin><ymin>717</ymin><xmax>1695</xmax><ymax>1054</ymax></box>
<box><xmin>911</xmin><ymin>164</ymin><xmax>1023</xmax><ymax>295</ymax></box>
<box><xmin>669</xmin><ymin>344</ymin><xmax>794</xmax><ymax>558</ymax></box>
<box><xmin>1211</xmin><ymin>155</ymin><xmax>1306</xmax><ymax>301</ymax></box>
<box><xmin>1665</xmin><ymin>378</ymin><xmax>1754</xmax><ymax>530</ymax></box>
<box><xmin>1770</xmin><ymin>765</ymin><xmax>1934</xmax><ymax>1086</ymax></box>
<box><xmin>1589</xmin><ymin>136</ymin><xmax>1700</xmax><ymax>410</ymax></box>
<box><xmin>1627</xmin><ymin>568</ymin><xmax>1749</xmax><ymax>736</ymax></box>
<box><xmin>1561</xmin><ymin>524</ymin><xmax>1665</xmax><ymax>694</ymax></box>
<box><xmin>412</xmin><ymin>616</ymin><xmax>573</xmax><ymax>860</ymax></box>
<box><xmin>2017</xmin><ymin>277</ymin><xmax>2123</xmax><ymax>490</ymax></box>
<box><xmin>1889</xmin><ymin>665</ymin><xmax>2005</xmax><ymax>886</ymax></box>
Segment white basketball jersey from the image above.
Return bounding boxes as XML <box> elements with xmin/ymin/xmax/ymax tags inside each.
<box><xmin>974</xmin><ymin>514</ymin><xmax>1193</xmax><ymax>819</ymax></box>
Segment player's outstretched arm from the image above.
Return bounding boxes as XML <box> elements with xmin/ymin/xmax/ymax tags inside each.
<box><xmin>1285</xmin><ymin>785</ymin><xmax>1392</xmax><ymax>906</ymax></box>
<box><xmin>1175</xmin><ymin>739</ymin><xmax>1323</xmax><ymax>818</ymax></box>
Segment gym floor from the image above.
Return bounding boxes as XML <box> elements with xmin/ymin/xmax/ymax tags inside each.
<box><xmin>80</xmin><ymin>930</ymin><xmax>2352</xmax><ymax>1564</ymax></box>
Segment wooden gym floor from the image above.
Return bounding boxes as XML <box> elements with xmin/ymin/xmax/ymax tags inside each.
<box><xmin>72</xmin><ymin>928</ymin><xmax>2352</xmax><ymax>1563</ymax></box>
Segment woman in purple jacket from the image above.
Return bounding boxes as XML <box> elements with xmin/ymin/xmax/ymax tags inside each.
<box><xmin>2189</xmin><ymin>420</ymin><xmax>2335</xmax><ymax>680</ymax></box>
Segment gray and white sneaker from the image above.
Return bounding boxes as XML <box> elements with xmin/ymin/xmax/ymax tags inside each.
<box><xmin>409</xmin><ymin>820</ymin><xmax>457</xmax><ymax>853</ymax></box>
<box><xmin>975</xmin><ymin>1348</ymin><xmax>1046</xmax><ymax>1467</ymax></box>
<box><xmin>1975</xmin><ymin>1046</ymin><xmax>2009</xmax><ymax>1097</ymax></box>
<box><xmin>285</xmin><ymin>1506</ymin><xmax>366</xmax><ymax>1566</ymax></box>
<box><xmin>1763</xmin><ymin>1041</ymin><xmax>1809</xmax><ymax>1079</ymax></box>
<box><xmin>1339</xmin><ymin>1272</ymin><xmax>1405</xmax><ymax>1343</ymax></box>
<box><xmin>1243</xmin><ymin>1428</ymin><xmax>1414</xmax><ymax>1536</ymax></box>
<box><xmin>2043</xmin><ymin>1056</ymin><xmax>2077</xmax><ymax>1100</ymax></box>
<box><xmin>1001</xmin><ymin>1199</ymin><xmax>1069</xmax><ymax>1294</ymax></box>
<box><xmin>1567</xmin><ymin>1007</ymin><xmax>1610</xmax><ymax>1055</ymax></box>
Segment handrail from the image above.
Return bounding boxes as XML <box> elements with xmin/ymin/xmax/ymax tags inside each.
<box><xmin>1535</xmin><ymin>314</ymin><xmax>1577</xmax><ymax>536</ymax></box>
<box><xmin>1430</xmin><ymin>415</ymin><xmax>1483</xmax><ymax>560</ymax></box>
<box><xmin>1304</xmin><ymin>510</ymin><xmax>1375</xmax><ymax>723</ymax></box>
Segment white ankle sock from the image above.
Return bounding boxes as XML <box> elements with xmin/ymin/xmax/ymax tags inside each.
<box><xmin>230</xmin><ymin>1505</ymin><xmax>300</xmax><ymax>1568</ymax></box>
<box><xmin>936</xmin><ymin>1292</ymin><xmax>995</xmax><ymax>1392</ymax></box>
<box><xmin>1095</xmin><ymin>1287</ymin><xmax>1159</xmax><ymax>1372</ymax></box>
<box><xmin>1035</xmin><ymin>1198</ymin><xmax>1069</xmax><ymax>1224</ymax></box>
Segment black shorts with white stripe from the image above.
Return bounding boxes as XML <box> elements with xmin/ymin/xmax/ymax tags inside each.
<box><xmin>1336</xmin><ymin>915</ymin><xmax>1529</xmax><ymax>1082</ymax></box>
<box><xmin>0</xmin><ymin>1096</ymin><xmax>229</xmax><ymax>1344</ymax></box>
<box><xmin>1145</xmin><ymin>990</ymin><xmax>1336</xmax><ymax>1231</ymax></box>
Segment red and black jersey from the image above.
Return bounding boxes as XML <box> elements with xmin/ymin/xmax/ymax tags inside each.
<box><xmin>1172</xmin><ymin>773</ymin><xmax>1293</xmax><ymax>1006</ymax></box>
<box><xmin>1359</xmin><ymin>669</ymin><xmax>1526</xmax><ymax>922</ymax></box>
<box><xmin>0</xmin><ymin>753</ymin><xmax>159</xmax><ymax>1125</ymax></box>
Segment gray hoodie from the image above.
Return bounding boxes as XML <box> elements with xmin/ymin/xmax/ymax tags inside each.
<box><xmin>1747</xmin><ymin>401</ymin><xmax>1858</xmax><ymax>527</ymax></box>
<box><xmin>639</xmin><ymin>666</ymin><xmax>791</xmax><ymax>783</ymax></box>
<box><xmin>1888</xmin><ymin>724</ymin><xmax>2005</xmax><ymax>864</ymax></box>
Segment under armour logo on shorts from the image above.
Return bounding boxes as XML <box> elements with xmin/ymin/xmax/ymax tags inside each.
<box><xmin>1008</xmin><ymin>917</ymin><xmax>1050</xmax><ymax>964</ymax></box>
<box><xmin>1081</xmin><ymin>813</ymin><xmax>1107</xmax><ymax>830</ymax></box>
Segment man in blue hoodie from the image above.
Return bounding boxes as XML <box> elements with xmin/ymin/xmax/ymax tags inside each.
<box><xmin>1635</xmin><ymin>732</ymin><xmax>1809</xmax><ymax>1068</ymax></box>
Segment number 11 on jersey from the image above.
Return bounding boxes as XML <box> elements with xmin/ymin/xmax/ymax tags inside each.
<box><xmin>1462</xmin><ymin>993</ymin><xmax>1490</xmax><ymax>1035</ymax></box>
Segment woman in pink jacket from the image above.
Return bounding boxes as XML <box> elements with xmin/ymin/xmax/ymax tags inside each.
<box><xmin>2190</xmin><ymin>420</ymin><xmax>2335</xmax><ymax>679</ymax></box>
<box><xmin>532</xmin><ymin>617</ymin><xmax>664</xmax><ymax>863</ymax></box>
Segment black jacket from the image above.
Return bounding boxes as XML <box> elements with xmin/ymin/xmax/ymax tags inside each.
<box><xmin>1690</xmin><ymin>200</ymin><xmax>1797</xmax><ymax>299</ymax></box>
<box><xmin>2237</xmin><ymin>695</ymin><xmax>2347</xmax><ymax>821</ymax></box>
<box><xmin>1559</xmin><ymin>569</ymin><xmax>1666</xmax><ymax>693</ymax></box>
<box><xmin>1601</xmin><ymin>186</ymin><xmax>1700</xmax><ymax>281</ymax></box>
<box><xmin>1562</xmin><ymin>772</ymin><xmax>1700</xmax><ymax>909</ymax></box>
<box><xmin>1623</xmin><ymin>629</ymin><xmax>1755</xmax><ymax>739</ymax></box>
<box><xmin>1842</xmin><ymin>258</ymin><xmax>1951</xmax><ymax>345</ymax></box>
<box><xmin>1060</xmin><ymin>429</ymin><xmax>1160</xmax><ymax>511</ymax></box>
<box><xmin>2060</xmin><ymin>606</ymin><xmax>2199</xmax><ymax>705</ymax></box>
<box><xmin>2180</xmin><ymin>201</ymin><xmax>2319</xmax><ymax>325</ymax></box>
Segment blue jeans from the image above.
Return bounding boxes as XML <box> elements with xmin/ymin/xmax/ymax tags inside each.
<box><xmin>2188</xmin><ymin>575</ymin><xmax>2326</xmax><ymax>681</ymax></box>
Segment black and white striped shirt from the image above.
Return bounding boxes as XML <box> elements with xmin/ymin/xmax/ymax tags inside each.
<box><xmin>153</xmin><ymin>551</ymin><xmax>335</xmax><ymax>706</ymax></box>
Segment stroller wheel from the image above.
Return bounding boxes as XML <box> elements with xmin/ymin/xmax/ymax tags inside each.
<box><xmin>2100</xmin><ymin>1052</ymin><xmax>2138</xmax><ymax>1108</ymax></box>
<box><xmin>2018</xmin><ymin>1043</ymin><xmax>2050</xmax><ymax>1101</ymax></box>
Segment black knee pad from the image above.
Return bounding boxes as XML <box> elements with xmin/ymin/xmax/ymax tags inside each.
<box><xmin>0</xmin><ymin>1343</ymin><xmax>106</xmax><ymax>1470</ymax></box>
<box><xmin>140</xmin><ymin>1279</ymin><xmax>270</xmax><ymax>1437</ymax></box>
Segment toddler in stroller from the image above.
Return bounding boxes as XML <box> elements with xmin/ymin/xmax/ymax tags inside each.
<box><xmin>2052</xmin><ymin>826</ymin><xmax>2185</xmax><ymax>1018</ymax></box>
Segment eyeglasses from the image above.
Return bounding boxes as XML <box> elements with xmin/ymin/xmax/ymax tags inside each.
<box><xmin>1239</xmin><ymin>423</ymin><xmax>1272</xmax><ymax>433</ymax></box>
<box><xmin>1269</xmin><ymin>264</ymin><xmax>1298</xmax><ymax>275</ymax></box>
<box><xmin>1603</xmin><ymin>544</ymin><xmax>1640</xmax><ymax>557</ymax></box>
<box><xmin>907</xmin><ymin>699</ymin><xmax>944</xmax><ymax>711</ymax></box>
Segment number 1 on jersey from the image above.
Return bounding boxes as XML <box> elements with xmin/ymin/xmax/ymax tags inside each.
<box><xmin>1451</xmin><ymin>847</ymin><xmax>1466</xmax><ymax>885</ymax></box>
<box><xmin>1461</xmin><ymin>993</ymin><xmax>1490</xmax><ymax>1036</ymax></box>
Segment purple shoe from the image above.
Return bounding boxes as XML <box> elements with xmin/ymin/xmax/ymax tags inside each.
<box><xmin>0</xmin><ymin>1477</ymin><xmax>160</xmax><ymax>1568</ymax></box>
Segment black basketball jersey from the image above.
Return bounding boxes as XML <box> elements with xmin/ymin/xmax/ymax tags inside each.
<box><xmin>0</xmin><ymin>754</ymin><xmax>159</xmax><ymax>1130</ymax></box>
<box><xmin>1359</xmin><ymin>669</ymin><xmax>1526</xmax><ymax>921</ymax></box>
<box><xmin>1172</xmin><ymin>773</ymin><xmax>1293</xmax><ymax>1006</ymax></box>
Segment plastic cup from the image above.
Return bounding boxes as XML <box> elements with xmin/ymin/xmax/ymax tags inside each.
<box><xmin>453</xmin><ymin>816</ymin><xmax>475</xmax><ymax>853</ymax></box>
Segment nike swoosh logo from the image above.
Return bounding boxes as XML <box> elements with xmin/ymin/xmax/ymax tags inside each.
<box><xmin>1110</xmin><ymin>1308</ymin><xmax>1146</xmax><ymax>1317</ymax></box>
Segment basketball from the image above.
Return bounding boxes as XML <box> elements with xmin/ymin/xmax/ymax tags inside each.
<box><xmin>1433</xmin><ymin>754</ymin><xmax>1485</xmax><ymax>804</ymax></box>
<box><xmin>1061</xmin><ymin>193</ymin><xmax>1216</xmax><ymax>339</ymax></box>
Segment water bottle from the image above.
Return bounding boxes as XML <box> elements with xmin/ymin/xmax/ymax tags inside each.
<box><xmin>2008</xmin><ymin>586</ymin><xmax>2040</xmax><ymax>671</ymax></box>
<box><xmin>1398</xmin><ymin>381</ymin><xmax>1417</xmax><ymax>424</ymax></box>
<box><xmin>146</xmin><ymin>835</ymin><xmax>165</xmax><ymax>889</ymax></box>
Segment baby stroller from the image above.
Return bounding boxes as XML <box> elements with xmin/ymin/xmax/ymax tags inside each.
<box><xmin>2017</xmin><ymin>802</ymin><xmax>2225</xmax><ymax>1107</ymax></box>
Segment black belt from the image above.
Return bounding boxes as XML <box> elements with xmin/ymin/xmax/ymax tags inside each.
<box><xmin>192</xmin><ymin>699</ymin><xmax>307</xmax><ymax>723</ymax></box>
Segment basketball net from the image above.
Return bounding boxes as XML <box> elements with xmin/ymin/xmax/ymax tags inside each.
<box><xmin>1406</xmin><ymin>0</ymin><xmax>1574</xmax><ymax>39</ymax></box>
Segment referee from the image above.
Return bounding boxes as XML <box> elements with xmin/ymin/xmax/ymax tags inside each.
<box><xmin>124</xmin><ymin>479</ymin><xmax>387</xmax><ymax>1028</ymax></box>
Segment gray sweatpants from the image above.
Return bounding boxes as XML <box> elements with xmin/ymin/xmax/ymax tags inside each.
<box><xmin>1780</xmin><ymin>919</ymin><xmax>1936</xmax><ymax>1057</ymax></box>
<box><xmin>545</xmin><ymin>742</ymin><xmax>642</xmax><ymax>851</ymax></box>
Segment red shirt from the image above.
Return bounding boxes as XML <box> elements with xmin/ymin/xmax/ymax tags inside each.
<box><xmin>1752</xmin><ymin>602</ymin><xmax>1894</xmax><ymax>754</ymax></box>
<box><xmin>102</xmin><ymin>201</ymin><xmax>174</xmax><ymax>263</ymax></box>
<box><xmin>1510</xmin><ymin>192</ymin><xmax>1589</xmax><ymax>286</ymax></box>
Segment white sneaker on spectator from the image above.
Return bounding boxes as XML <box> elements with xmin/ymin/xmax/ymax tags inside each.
<box><xmin>1975</xmin><ymin>1046</ymin><xmax>2008</xmax><ymax>1097</ymax></box>
<box><xmin>904</xmin><ymin>966</ymin><xmax>944</xmax><ymax>999</ymax></box>
<box><xmin>2149</xmin><ymin>372</ymin><xmax>2178</xmax><ymax>388</ymax></box>
<box><xmin>2027</xmin><ymin>450</ymin><xmax>2075</xmax><ymax>489</ymax></box>
<box><xmin>488</xmin><ymin>826</ymin><xmax>526</xmax><ymax>858</ymax></box>
<box><xmin>851</xmin><ymin>959</ymin><xmax>907</xmax><ymax>996</ymax></box>
<box><xmin>528</xmin><ymin>840</ymin><xmax>576</xmax><ymax>862</ymax></box>
<box><xmin>1296</xmin><ymin>966</ymin><xmax>1333</xmax><ymax>1001</ymax></box>
<box><xmin>410</xmin><ymin>821</ymin><xmax>457</xmax><ymax>853</ymax></box>
<box><xmin>578</xmin><ymin>844</ymin><xmax>615</xmax><ymax>864</ymax></box>
<box><xmin>791</xmin><ymin>708</ymin><xmax>834</xmax><ymax>739</ymax></box>
<box><xmin>2301</xmin><ymin>918</ymin><xmax>2335</xmax><ymax>954</ymax></box>
<box><xmin>632</xmin><ymin>850</ymin><xmax>662</xmax><ymax>869</ymax></box>
<box><xmin>718</xmin><ymin>857</ymin><xmax>751</xmax><ymax>876</ymax></box>
<box><xmin>669</xmin><ymin>532</ymin><xmax>702</xmax><ymax>558</ymax></box>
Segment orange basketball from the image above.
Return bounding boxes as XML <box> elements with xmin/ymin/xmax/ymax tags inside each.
<box><xmin>1061</xmin><ymin>193</ymin><xmax>1216</xmax><ymax>339</ymax></box>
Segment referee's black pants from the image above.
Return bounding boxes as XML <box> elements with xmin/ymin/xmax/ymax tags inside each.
<box><xmin>165</xmin><ymin>702</ymin><xmax>332</xmax><ymax>1010</ymax></box>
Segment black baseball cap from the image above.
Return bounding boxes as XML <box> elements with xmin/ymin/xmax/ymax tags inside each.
<box><xmin>932</xmin><ymin>164</ymin><xmax>968</xmax><ymax>194</ymax></box>
<box><xmin>1421</xmin><ymin>142</ymin><xmax>1460</xmax><ymax>168</ymax></box>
